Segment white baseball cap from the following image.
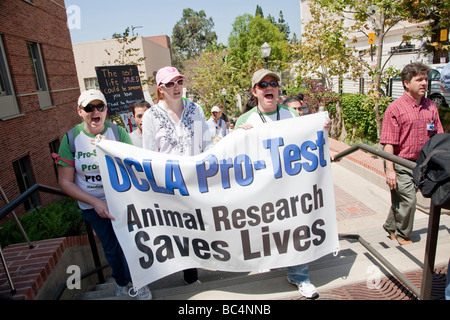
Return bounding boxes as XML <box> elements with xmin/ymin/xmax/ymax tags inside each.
<box><xmin>78</xmin><ymin>89</ymin><xmax>107</xmax><ymax>108</ymax></box>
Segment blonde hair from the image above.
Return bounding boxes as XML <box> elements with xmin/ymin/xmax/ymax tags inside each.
<box><xmin>156</xmin><ymin>87</ymin><xmax>164</xmax><ymax>102</ymax></box>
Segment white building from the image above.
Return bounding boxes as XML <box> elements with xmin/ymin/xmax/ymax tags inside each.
<box><xmin>72</xmin><ymin>35</ymin><xmax>172</xmax><ymax>104</ymax></box>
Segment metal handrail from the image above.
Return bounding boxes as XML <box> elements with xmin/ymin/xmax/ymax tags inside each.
<box><xmin>0</xmin><ymin>183</ymin><xmax>106</xmax><ymax>297</ymax></box>
<box><xmin>333</xmin><ymin>143</ymin><xmax>441</xmax><ymax>300</ymax></box>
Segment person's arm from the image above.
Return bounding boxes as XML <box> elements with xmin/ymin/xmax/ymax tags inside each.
<box><xmin>58</xmin><ymin>165</ymin><xmax>115</xmax><ymax>220</ymax></box>
<box><xmin>383</xmin><ymin>144</ymin><xmax>397</xmax><ymax>190</ymax></box>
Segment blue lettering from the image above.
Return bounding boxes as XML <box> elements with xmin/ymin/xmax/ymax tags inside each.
<box><xmin>234</xmin><ymin>154</ymin><xmax>253</xmax><ymax>186</ymax></box>
<box><xmin>196</xmin><ymin>154</ymin><xmax>218</xmax><ymax>193</ymax></box>
<box><xmin>165</xmin><ymin>160</ymin><xmax>189</xmax><ymax>195</ymax></box>
<box><xmin>142</xmin><ymin>159</ymin><xmax>171</xmax><ymax>194</ymax></box>
<box><xmin>106</xmin><ymin>155</ymin><xmax>131</xmax><ymax>192</ymax></box>
<box><xmin>283</xmin><ymin>144</ymin><xmax>302</xmax><ymax>175</ymax></box>
<box><xmin>124</xmin><ymin>157</ymin><xmax>150</xmax><ymax>191</ymax></box>
<box><xmin>263</xmin><ymin>137</ymin><xmax>284</xmax><ymax>179</ymax></box>
<box><xmin>300</xmin><ymin>141</ymin><xmax>318</xmax><ymax>171</ymax></box>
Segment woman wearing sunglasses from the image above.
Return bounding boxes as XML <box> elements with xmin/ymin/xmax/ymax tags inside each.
<box><xmin>56</xmin><ymin>90</ymin><xmax>152</xmax><ymax>300</ymax></box>
<box><xmin>142</xmin><ymin>66</ymin><xmax>212</xmax><ymax>285</ymax></box>
<box><xmin>235</xmin><ymin>69</ymin><xmax>332</xmax><ymax>299</ymax></box>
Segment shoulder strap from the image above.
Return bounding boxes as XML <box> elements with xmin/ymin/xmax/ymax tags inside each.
<box><xmin>107</xmin><ymin>121</ymin><xmax>120</xmax><ymax>141</ymax></box>
<box><xmin>67</xmin><ymin>127</ymin><xmax>75</xmax><ymax>154</ymax></box>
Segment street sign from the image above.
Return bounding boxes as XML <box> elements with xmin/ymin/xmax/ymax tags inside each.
<box><xmin>368</xmin><ymin>32</ymin><xmax>375</xmax><ymax>45</ymax></box>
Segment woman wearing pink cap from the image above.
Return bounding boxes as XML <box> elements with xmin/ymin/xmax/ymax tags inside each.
<box><xmin>142</xmin><ymin>66</ymin><xmax>212</xmax><ymax>284</ymax></box>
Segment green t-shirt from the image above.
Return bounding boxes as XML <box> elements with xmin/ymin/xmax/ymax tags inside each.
<box><xmin>57</xmin><ymin>122</ymin><xmax>132</xmax><ymax>210</ymax></box>
<box><xmin>235</xmin><ymin>104</ymin><xmax>298</xmax><ymax>129</ymax></box>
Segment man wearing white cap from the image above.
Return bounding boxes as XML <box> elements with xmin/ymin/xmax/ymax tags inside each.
<box><xmin>207</xmin><ymin>105</ymin><xmax>228</xmax><ymax>143</ymax></box>
<box><xmin>56</xmin><ymin>89</ymin><xmax>152</xmax><ymax>300</ymax></box>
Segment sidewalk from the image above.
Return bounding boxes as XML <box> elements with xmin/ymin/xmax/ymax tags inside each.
<box><xmin>76</xmin><ymin>138</ymin><xmax>450</xmax><ymax>300</ymax></box>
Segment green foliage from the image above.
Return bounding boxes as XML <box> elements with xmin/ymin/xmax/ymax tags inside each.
<box><xmin>0</xmin><ymin>198</ymin><xmax>83</xmax><ymax>246</ymax></box>
<box><xmin>172</xmin><ymin>8</ymin><xmax>218</xmax><ymax>69</ymax></box>
<box><xmin>228</xmin><ymin>15</ymin><xmax>289</xmax><ymax>72</ymax></box>
<box><xmin>340</xmin><ymin>93</ymin><xmax>391</xmax><ymax>143</ymax></box>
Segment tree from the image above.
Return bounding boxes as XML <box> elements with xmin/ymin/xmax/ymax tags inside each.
<box><xmin>255</xmin><ymin>5</ymin><xmax>264</xmax><ymax>18</ymax></box>
<box><xmin>184</xmin><ymin>46</ymin><xmax>244</xmax><ymax>117</ymax></box>
<box><xmin>172</xmin><ymin>8</ymin><xmax>217</xmax><ymax>70</ymax></box>
<box><xmin>267</xmin><ymin>11</ymin><xmax>291</xmax><ymax>40</ymax></box>
<box><xmin>294</xmin><ymin>1</ymin><xmax>365</xmax><ymax>139</ymax></box>
<box><xmin>403</xmin><ymin>0</ymin><xmax>450</xmax><ymax>63</ymax></box>
<box><xmin>228</xmin><ymin>14</ymin><xmax>290</xmax><ymax>76</ymax></box>
<box><xmin>312</xmin><ymin>0</ymin><xmax>422</xmax><ymax>139</ymax></box>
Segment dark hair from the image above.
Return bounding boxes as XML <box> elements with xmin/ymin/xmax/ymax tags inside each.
<box><xmin>132</xmin><ymin>100</ymin><xmax>151</xmax><ymax>115</ymax></box>
<box><xmin>401</xmin><ymin>62</ymin><xmax>430</xmax><ymax>90</ymax></box>
<box><xmin>282</xmin><ymin>97</ymin><xmax>301</xmax><ymax>106</ymax></box>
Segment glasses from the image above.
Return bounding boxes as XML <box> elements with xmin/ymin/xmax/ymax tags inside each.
<box><xmin>81</xmin><ymin>104</ymin><xmax>106</xmax><ymax>113</ymax></box>
<box><xmin>257</xmin><ymin>81</ymin><xmax>279</xmax><ymax>89</ymax></box>
<box><xmin>161</xmin><ymin>79</ymin><xmax>184</xmax><ymax>89</ymax></box>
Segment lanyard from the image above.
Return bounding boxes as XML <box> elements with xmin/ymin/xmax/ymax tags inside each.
<box><xmin>257</xmin><ymin>105</ymin><xmax>280</xmax><ymax>123</ymax></box>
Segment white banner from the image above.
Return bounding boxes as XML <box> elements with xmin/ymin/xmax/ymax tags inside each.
<box><xmin>96</xmin><ymin>112</ymin><xmax>339</xmax><ymax>289</ymax></box>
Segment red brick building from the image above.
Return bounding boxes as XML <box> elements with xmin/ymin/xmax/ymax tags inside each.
<box><xmin>0</xmin><ymin>0</ymin><xmax>80</xmax><ymax>220</ymax></box>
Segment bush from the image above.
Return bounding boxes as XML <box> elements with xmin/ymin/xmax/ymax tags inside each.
<box><xmin>341</xmin><ymin>93</ymin><xmax>390</xmax><ymax>143</ymax></box>
<box><xmin>0</xmin><ymin>197</ymin><xmax>84</xmax><ymax>246</ymax></box>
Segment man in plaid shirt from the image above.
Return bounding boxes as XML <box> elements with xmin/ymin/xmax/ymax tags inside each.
<box><xmin>380</xmin><ymin>62</ymin><xmax>443</xmax><ymax>245</ymax></box>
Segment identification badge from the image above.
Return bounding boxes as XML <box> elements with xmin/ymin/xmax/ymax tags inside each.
<box><xmin>427</xmin><ymin>122</ymin><xmax>435</xmax><ymax>131</ymax></box>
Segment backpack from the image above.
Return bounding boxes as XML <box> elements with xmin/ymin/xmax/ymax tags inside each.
<box><xmin>413</xmin><ymin>133</ymin><xmax>450</xmax><ymax>209</ymax></box>
<box><xmin>52</xmin><ymin>121</ymin><xmax>120</xmax><ymax>167</ymax></box>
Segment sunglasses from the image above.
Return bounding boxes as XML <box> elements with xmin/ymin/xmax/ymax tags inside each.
<box><xmin>161</xmin><ymin>79</ymin><xmax>184</xmax><ymax>89</ymax></box>
<box><xmin>81</xmin><ymin>104</ymin><xmax>106</xmax><ymax>113</ymax></box>
<box><xmin>257</xmin><ymin>81</ymin><xmax>279</xmax><ymax>89</ymax></box>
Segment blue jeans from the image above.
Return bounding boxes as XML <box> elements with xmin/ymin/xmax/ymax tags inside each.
<box><xmin>286</xmin><ymin>263</ymin><xmax>309</xmax><ymax>284</ymax></box>
<box><xmin>82</xmin><ymin>209</ymin><xmax>131</xmax><ymax>287</ymax></box>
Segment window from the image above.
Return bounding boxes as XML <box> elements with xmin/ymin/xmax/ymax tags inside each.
<box><xmin>26</xmin><ymin>41</ymin><xmax>52</xmax><ymax>108</ymax></box>
<box><xmin>27</xmin><ymin>42</ymin><xmax>47</xmax><ymax>91</ymax></box>
<box><xmin>84</xmin><ymin>77</ymin><xmax>99</xmax><ymax>90</ymax></box>
<box><xmin>13</xmin><ymin>156</ymin><xmax>40</xmax><ymax>211</ymax></box>
<box><xmin>0</xmin><ymin>33</ymin><xmax>20</xmax><ymax>119</ymax></box>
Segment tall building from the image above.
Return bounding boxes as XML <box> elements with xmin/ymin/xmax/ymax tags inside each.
<box><xmin>0</xmin><ymin>0</ymin><xmax>80</xmax><ymax>219</ymax></box>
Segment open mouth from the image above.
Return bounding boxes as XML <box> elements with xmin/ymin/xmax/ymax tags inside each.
<box><xmin>265</xmin><ymin>93</ymin><xmax>274</xmax><ymax>100</ymax></box>
<box><xmin>91</xmin><ymin>116</ymin><xmax>101</xmax><ymax>124</ymax></box>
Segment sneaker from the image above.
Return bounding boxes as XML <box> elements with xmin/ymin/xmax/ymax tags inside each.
<box><xmin>289</xmin><ymin>279</ymin><xmax>319</xmax><ymax>299</ymax></box>
<box><xmin>137</xmin><ymin>286</ymin><xmax>152</xmax><ymax>300</ymax></box>
<box><xmin>128</xmin><ymin>285</ymin><xmax>152</xmax><ymax>300</ymax></box>
<box><xmin>116</xmin><ymin>284</ymin><xmax>129</xmax><ymax>296</ymax></box>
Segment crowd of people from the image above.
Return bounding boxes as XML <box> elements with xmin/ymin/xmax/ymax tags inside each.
<box><xmin>56</xmin><ymin>62</ymin><xmax>450</xmax><ymax>300</ymax></box>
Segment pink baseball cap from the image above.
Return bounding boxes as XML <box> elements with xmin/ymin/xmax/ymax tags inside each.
<box><xmin>156</xmin><ymin>66</ymin><xmax>186</xmax><ymax>85</ymax></box>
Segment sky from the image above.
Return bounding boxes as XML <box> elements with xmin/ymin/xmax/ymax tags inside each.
<box><xmin>65</xmin><ymin>0</ymin><xmax>302</xmax><ymax>45</ymax></box>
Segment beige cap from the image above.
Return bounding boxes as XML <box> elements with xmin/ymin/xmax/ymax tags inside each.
<box><xmin>78</xmin><ymin>89</ymin><xmax>107</xmax><ymax>108</ymax></box>
<box><xmin>252</xmin><ymin>69</ymin><xmax>281</xmax><ymax>88</ymax></box>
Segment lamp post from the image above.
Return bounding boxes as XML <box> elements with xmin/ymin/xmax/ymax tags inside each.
<box><xmin>261</xmin><ymin>42</ymin><xmax>271</xmax><ymax>69</ymax></box>
<box><xmin>221</xmin><ymin>88</ymin><xmax>227</xmax><ymax>115</ymax></box>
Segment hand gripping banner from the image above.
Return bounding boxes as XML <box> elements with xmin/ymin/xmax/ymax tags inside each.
<box><xmin>96</xmin><ymin>112</ymin><xmax>339</xmax><ymax>290</ymax></box>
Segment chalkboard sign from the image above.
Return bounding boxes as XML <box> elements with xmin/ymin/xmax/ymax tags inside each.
<box><xmin>95</xmin><ymin>65</ymin><xmax>144</xmax><ymax>115</ymax></box>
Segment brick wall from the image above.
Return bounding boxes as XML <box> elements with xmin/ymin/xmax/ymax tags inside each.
<box><xmin>0</xmin><ymin>0</ymin><xmax>81</xmax><ymax>220</ymax></box>
<box><xmin>0</xmin><ymin>236</ymin><xmax>95</xmax><ymax>300</ymax></box>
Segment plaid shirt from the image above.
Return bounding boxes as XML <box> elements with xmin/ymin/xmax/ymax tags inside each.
<box><xmin>380</xmin><ymin>93</ymin><xmax>443</xmax><ymax>160</ymax></box>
